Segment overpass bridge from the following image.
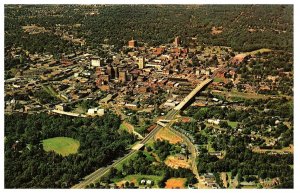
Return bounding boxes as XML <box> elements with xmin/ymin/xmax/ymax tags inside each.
<box><xmin>71</xmin><ymin>79</ymin><xmax>214</xmax><ymax>188</ymax></box>
<box><xmin>174</xmin><ymin>78</ymin><xmax>213</xmax><ymax>111</ymax></box>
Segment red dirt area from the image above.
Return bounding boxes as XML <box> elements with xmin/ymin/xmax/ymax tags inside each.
<box><xmin>181</xmin><ymin>117</ymin><xmax>191</xmax><ymax>123</ymax></box>
<box><xmin>232</xmin><ymin>54</ymin><xmax>246</xmax><ymax>63</ymax></box>
<box><xmin>147</xmin><ymin>125</ymin><xmax>156</xmax><ymax>132</ymax></box>
<box><xmin>165</xmin><ymin>178</ymin><xmax>187</xmax><ymax>189</ymax></box>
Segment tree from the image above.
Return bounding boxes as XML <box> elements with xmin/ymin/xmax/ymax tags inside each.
<box><xmin>125</xmin><ymin>181</ymin><xmax>130</xmax><ymax>188</ymax></box>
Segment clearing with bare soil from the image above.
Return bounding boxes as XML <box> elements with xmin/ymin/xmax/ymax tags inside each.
<box><xmin>155</xmin><ymin>128</ymin><xmax>183</xmax><ymax>144</ymax></box>
<box><xmin>165</xmin><ymin>155</ymin><xmax>191</xmax><ymax>169</ymax></box>
<box><xmin>165</xmin><ymin>178</ymin><xmax>187</xmax><ymax>189</ymax></box>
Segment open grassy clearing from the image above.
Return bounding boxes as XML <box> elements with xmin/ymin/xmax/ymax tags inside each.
<box><xmin>207</xmin><ymin>143</ymin><xmax>216</xmax><ymax>152</ymax></box>
<box><xmin>241</xmin><ymin>185</ymin><xmax>258</xmax><ymax>189</ymax></box>
<box><xmin>41</xmin><ymin>84</ymin><xmax>67</xmax><ymax>102</ymax></box>
<box><xmin>213</xmin><ymin>77</ymin><xmax>224</xmax><ymax>83</ymax></box>
<box><xmin>145</xmin><ymin>138</ymin><xmax>155</xmax><ymax>148</ymax></box>
<box><xmin>165</xmin><ymin>178</ymin><xmax>187</xmax><ymax>189</ymax></box>
<box><xmin>247</xmin><ymin>48</ymin><xmax>272</xmax><ymax>55</ymax></box>
<box><xmin>165</xmin><ymin>155</ymin><xmax>190</xmax><ymax>169</ymax></box>
<box><xmin>252</xmin><ymin>144</ymin><xmax>294</xmax><ymax>154</ymax></box>
<box><xmin>42</xmin><ymin>137</ymin><xmax>80</xmax><ymax>156</ymax></box>
<box><xmin>227</xmin><ymin>121</ymin><xmax>238</xmax><ymax>128</ymax></box>
<box><xmin>115</xmin><ymin>151</ymin><xmax>138</xmax><ymax>170</ymax></box>
<box><xmin>114</xmin><ymin>174</ymin><xmax>163</xmax><ymax>188</ymax></box>
<box><xmin>233</xmin><ymin>48</ymin><xmax>272</xmax><ymax>62</ymax></box>
<box><xmin>212</xmin><ymin>90</ymin><xmax>270</xmax><ymax>100</ymax></box>
<box><xmin>119</xmin><ymin>123</ymin><xmax>127</xmax><ymax>131</ymax></box>
<box><xmin>155</xmin><ymin>127</ymin><xmax>183</xmax><ymax>144</ymax></box>
<box><xmin>143</xmin><ymin>151</ymin><xmax>156</xmax><ymax>162</ymax></box>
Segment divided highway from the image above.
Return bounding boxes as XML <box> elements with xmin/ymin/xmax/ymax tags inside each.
<box><xmin>72</xmin><ymin>109</ymin><xmax>179</xmax><ymax>189</ymax></box>
<box><xmin>71</xmin><ymin>78</ymin><xmax>213</xmax><ymax>189</ymax></box>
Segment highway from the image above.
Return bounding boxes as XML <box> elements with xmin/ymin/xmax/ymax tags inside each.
<box><xmin>174</xmin><ymin>78</ymin><xmax>213</xmax><ymax>110</ymax></box>
<box><xmin>71</xmin><ymin>78</ymin><xmax>213</xmax><ymax>189</ymax></box>
<box><xmin>72</xmin><ymin>150</ymin><xmax>137</xmax><ymax>189</ymax></box>
<box><xmin>71</xmin><ymin>109</ymin><xmax>179</xmax><ymax>189</ymax></box>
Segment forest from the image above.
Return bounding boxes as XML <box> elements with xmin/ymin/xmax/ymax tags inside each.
<box><xmin>5</xmin><ymin>4</ymin><xmax>293</xmax><ymax>59</ymax></box>
<box><xmin>5</xmin><ymin>112</ymin><xmax>136</xmax><ymax>188</ymax></box>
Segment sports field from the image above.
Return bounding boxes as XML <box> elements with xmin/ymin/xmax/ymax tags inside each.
<box><xmin>42</xmin><ymin>137</ymin><xmax>80</xmax><ymax>156</ymax></box>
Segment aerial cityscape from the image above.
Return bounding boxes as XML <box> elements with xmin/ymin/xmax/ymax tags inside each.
<box><xmin>4</xmin><ymin>4</ymin><xmax>293</xmax><ymax>189</ymax></box>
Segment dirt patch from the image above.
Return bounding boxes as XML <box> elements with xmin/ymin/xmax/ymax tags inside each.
<box><xmin>248</xmin><ymin>28</ymin><xmax>257</xmax><ymax>33</ymax></box>
<box><xmin>165</xmin><ymin>178</ymin><xmax>187</xmax><ymax>189</ymax></box>
<box><xmin>220</xmin><ymin>172</ymin><xmax>228</xmax><ymax>188</ymax></box>
<box><xmin>211</xmin><ymin>26</ymin><xmax>223</xmax><ymax>35</ymax></box>
<box><xmin>165</xmin><ymin>155</ymin><xmax>190</xmax><ymax>169</ymax></box>
<box><xmin>252</xmin><ymin>144</ymin><xmax>293</xmax><ymax>154</ymax></box>
<box><xmin>22</xmin><ymin>25</ymin><xmax>49</xmax><ymax>34</ymax></box>
<box><xmin>155</xmin><ymin>128</ymin><xmax>183</xmax><ymax>144</ymax></box>
<box><xmin>232</xmin><ymin>54</ymin><xmax>246</xmax><ymax>63</ymax></box>
<box><xmin>181</xmin><ymin>117</ymin><xmax>191</xmax><ymax>123</ymax></box>
<box><xmin>123</xmin><ymin>121</ymin><xmax>134</xmax><ymax>132</ymax></box>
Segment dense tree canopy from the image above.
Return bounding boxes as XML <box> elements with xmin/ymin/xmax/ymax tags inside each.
<box><xmin>5</xmin><ymin>4</ymin><xmax>293</xmax><ymax>58</ymax></box>
<box><xmin>5</xmin><ymin>112</ymin><xmax>136</xmax><ymax>188</ymax></box>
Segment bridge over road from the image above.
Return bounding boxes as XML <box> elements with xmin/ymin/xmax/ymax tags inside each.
<box><xmin>174</xmin><ymin>78</ymin><xmax>213</xmax><ymax>111</ymax></box>
<box><xmin>71</xmin><ymin>79</ymin><xmax>213</xmax><ymax>189</ymax></box>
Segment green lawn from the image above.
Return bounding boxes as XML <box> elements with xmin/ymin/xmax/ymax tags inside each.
<box><xmin>113</xmin><ymin>174</ymin><xmax>164</xmax><ymax>188</ymax></box>
<box><xmin>73</xmin><ymin>105</ymin><xmax>86</xmax><ymax>114</ymax></box>
<box><xmin>143</xmin><ymin>151</ymin><xmax>155</xmax><ymax>162</ymax></box>
<box><xmin>214</xmin><ymin>77</ymin><xmax>224</xmax><ymax>83</ymax></box>
<box><xmin>145</xmin><ymin>138</ymin><xmax>155</xmax><ymax>149</ymax></box>
<box><xmin>241</xmin><ymin>185</ymin><xmax>258</xmax><ymax>189</ymax></box>
<box><xmin>41</xmin><ymin>85</ymin><xmax>68</xmax><ymax>102</ymax></box>
<box><xmin>119</xmin><ymin>123</ymin><xmax>128</xmax><ymax>131</ymax></box>
<box><xmin>207</xmin><ymin>143</ymin><xmax>215</xmax><ymax>152</ymax></box>
<box><xmin>227</xmin><ymin>121</ymin><xmax>238</xmax><ymax>128</ymax></box>
<box><xmin>42</xmin><ymin>137</ymin><xmax>80</xmax><ymax>156</ymax></box>
<box><xmin>247</xmin><ymin>48</ymin><xmax>272</xmax><ymax>55</ymax></box>
<box><xmin>115</xmin><ymin>151</ymin><xmax>138</xmax><ymax>170</ymax></box>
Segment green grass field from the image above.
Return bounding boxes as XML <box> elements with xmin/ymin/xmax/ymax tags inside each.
<box><xmin>42</xmin><ymin>85</ymin><xmax>68</xmax><ymax>102</ymax></box>
<box><xmin>214</xmin><ymin>77</ymin><xmax>224</xmax><ymax>83</ymax></box>
<box><xmin>119</xmin><ymin>123</ymin><xmax>127</xmax><ymax>130</ymax></box>
<box><xmin>143</xmin><ymin>151</ymin><xmax>155</xmax><ymax>162</ymax></box>
<box><xmin>227</xmin><ymin>121</ymin><xmax>238</xmax><ymax>128</ymax></box>
<box><xmin>247</xmin><ymin>48</ymin><xmax>272</xmax><ymax>55</ymax></box>
<box><xmin>115</xmin><ymin>151</ymin><xmax>138</xmax><ymax>170</ymax></box>
<box><xmin>42</xmin><ymin>137</ymin><xmax>80</xmax><ymax>156</ymax></box>
<box><xmin>113</xmin><ymin>174</ymin><xmax>164</xmax><ymax>188</ymax></box>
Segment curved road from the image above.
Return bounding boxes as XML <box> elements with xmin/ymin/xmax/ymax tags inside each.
<box><xmin>71</xmin><ymin>109</ymin><xmax>178</xmax><ymax>189</ymax></box>
<box><xmin>169</xmin><ymin>127</ymin><xmax>202</xmax><ymax>188</ymax></box>
<box><xmin>71</xmin><ymin>77</ymin><xmax>214</xmax><ymax>189</ymax></box>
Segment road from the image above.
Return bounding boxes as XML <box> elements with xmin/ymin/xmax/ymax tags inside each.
<box><xmin>71</xmin><ymin>109</ymin><xmax>179</xmax><ymax>189</ymax></box>
<box><xmin>169</xmin><ymin>127</ymin><xmax>202</xmax><ymax>188</ymax></box>
<box><xmin>174</xmin><ymin>78</ymin><xmax>213</xmax><ymax>110</ymax></box>
<box><xmin>72</xmin><ymin>150</ymin><xmax>137</xmax><ymax>189</ymax></box>
<box><xmin>71</xmin><ymin>77</ymin><xmax>213</xmax><ymax>189</ymax></box>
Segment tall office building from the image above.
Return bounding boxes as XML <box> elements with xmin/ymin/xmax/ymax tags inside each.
<box><xmin>106</xmin><ymin>65</ymin><xmax>115</xmax><ymax>79</ymax></box>
<box><xmin>138</xmin><ymin>57</ymin><xmax>145</xmax><ymax>69</ymax></box>
<box><xmin>174</xmin><ymin>36</ymin><xmax>181</xmax><ymax>47</ymax></box>
<box><xmin>119</xmin><ymin>70</ymin><xmax>127</xmax><ymax>83</ymax></box>
<box><xmin>128</xmin><ymin>39</ymin><xmax>137</xmax><ymax>48</ymax></box>
<box><xmin>113</xmin><ymin>66</ymin><xmax>119</xmax><ymax>79</ymax></box>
